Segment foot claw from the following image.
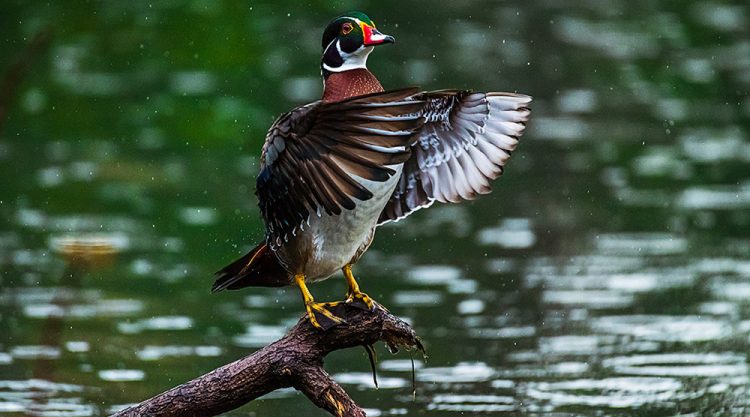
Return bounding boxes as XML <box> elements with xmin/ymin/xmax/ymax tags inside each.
<box><xmin>306</xmin><ymin>301</ymin><xmax>346</xmax><ymax>331</ymax></box>
<box><xmin>346</xmin><ymin>291</ymin><xmax>374</xmax><ymax>311</ymax></box>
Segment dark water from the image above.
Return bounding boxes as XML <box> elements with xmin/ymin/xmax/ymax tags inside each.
<box><xmin>1</xmin><ymin>1</ymin><xmax>749</xmax><ymax>416</ymax></box>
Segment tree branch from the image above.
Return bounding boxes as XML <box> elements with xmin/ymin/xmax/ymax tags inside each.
<box><xmin>111</xmin><ymin>304</ymin><xmax>424</xmax><ymax>417</ymax></box>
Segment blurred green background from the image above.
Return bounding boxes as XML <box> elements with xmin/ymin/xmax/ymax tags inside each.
<box><xmin>1</xmin><ymin>0</ymin><xmax>749</xmax><ymax>416</ymax></box>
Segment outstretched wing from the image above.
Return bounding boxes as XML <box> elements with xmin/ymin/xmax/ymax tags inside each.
<box><xmin>378</xmin><ymin>91</ymin><xmax>531</xmax><ymax>224</ymax></box>
<box><xmin>257</xmin><ymin>88</ymin><xmax>425</xmax><ymax>249</ymax></box>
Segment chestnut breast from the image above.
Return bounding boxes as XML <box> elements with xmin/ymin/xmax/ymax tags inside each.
<box><xmin>322</xmin><ymin>68</ymin><xmax>384</xmax><ymax>103</ymax></box>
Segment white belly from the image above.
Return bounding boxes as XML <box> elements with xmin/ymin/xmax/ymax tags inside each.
<box><xmin>303</xmin><ymin>165</ymin><xmax>402</xmax><ymax>281</ymax></box>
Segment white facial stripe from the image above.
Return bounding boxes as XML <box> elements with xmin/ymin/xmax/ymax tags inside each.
<box><xmin>322</xmin><ymin>37</ymin><xmax>337</xmax><ymax>58</ymax></box>
<box><xmin>337</xmin><ymin>41</ymin><xmax>369</xmax><ymax>59</ymax></box>
<box><xmin>322</xmin><ymin>39</ymin><xmax>373</xmax><ymax>72</ymax></box>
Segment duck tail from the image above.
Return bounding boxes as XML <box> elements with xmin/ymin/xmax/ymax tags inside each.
<box><xmin>212</xmin><ymin>242</ymin><xmax>289</xmax><ymax>292</ymax></box>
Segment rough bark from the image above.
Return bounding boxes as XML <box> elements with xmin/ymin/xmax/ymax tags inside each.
<box><xmin>111</xmin><ymin>303</ymin><xmax>423</xmax><ymax>417</ymax></box>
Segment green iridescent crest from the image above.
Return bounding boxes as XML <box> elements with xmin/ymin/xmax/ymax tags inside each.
<box><xmin>321</xmin><ymin>11</ymin><xmax>375</xmax><ymax>50</ymax></box>
<box><xmin>346</xmin><ymin>11</ymin><xmax>375</xmax><ymax>27</ymax></box>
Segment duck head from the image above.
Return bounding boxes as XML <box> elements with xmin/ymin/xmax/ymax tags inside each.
<box><xmin>321</xmin><ymin>12</ymin><xmax>395</xmax><ymax>74</ymax></box>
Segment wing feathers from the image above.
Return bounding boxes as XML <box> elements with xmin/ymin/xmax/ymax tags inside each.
<box><xmin>256</xmin><ymin>86</ymin><xmax>530</xmax><ymax>243</ymax></box>
<box><xmin>378</xmin><ymin>91</ymin><xmax>531</xmax><ymax>224</ymax></box>
<box><xmin>256</xmin><ymin>88</ymin><xmax>425</xmax><ymax>249</ymax></box>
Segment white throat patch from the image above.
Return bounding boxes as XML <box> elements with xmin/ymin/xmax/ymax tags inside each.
<box><xmin>322</xmin><ymin>39</ymin><xmax>373</xmax><ymax>73</ymax></box>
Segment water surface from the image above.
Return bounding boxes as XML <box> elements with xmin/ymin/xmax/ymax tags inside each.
<box><xmin>1</xmin><ymin>1</ymin><xmax>749</xmax><ymax>416</ymax></box>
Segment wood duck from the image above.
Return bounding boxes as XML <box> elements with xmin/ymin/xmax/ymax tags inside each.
<box><xmin>212</xmin><ymin>11</ymin><xmax>531</xmax><ymax>330</ymax></box>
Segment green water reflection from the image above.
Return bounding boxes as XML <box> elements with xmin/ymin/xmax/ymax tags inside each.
<box><xmin>1</xmin><ymin>1</ymin><xmax>749</xmax><ymax>416</ymax></box>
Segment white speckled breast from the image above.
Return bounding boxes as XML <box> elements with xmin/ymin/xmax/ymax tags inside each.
<box><xmin>281</xmin><ymin>165</ymin><xmax>403</xmax><ymax>282</ymax></box>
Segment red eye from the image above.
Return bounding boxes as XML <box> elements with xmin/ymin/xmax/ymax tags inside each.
<box><xmin>341</xmin><ymin>22</ymin><xmax>353</xmax><ymax>35</ymax></box>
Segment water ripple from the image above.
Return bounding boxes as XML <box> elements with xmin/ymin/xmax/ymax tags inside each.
<box><xmin>136</xmin><ymin>345</ymin><xmax>222</xmax><ymax>361</ymax></box>
<box><xmin>594</xmin><ymin>233</ymin><xmax>688</xmax><ymax>255</ymax></box>
<box><xmin>98</xmin><ymin>369</ymin><xmax>145</xmax><ymax>382</ymax></box>
<box><xmin>603</xmin><ymin>353</ymin><xmax>747</xmax><ymax>377</ymax></box>
<box><xmin>525</xmin><ymin>377</ymin><xmax>687</xmax><ymax>408</ymax></box>
<box><xmin>232</xmin><ymin>324</ymin><xmax>287</xmax><ymax>348</ymax></box>
<box><xmin>417</xmin><ymin>362</ymin><xmax>495</xmax><ymax>383</ymax></box>
<box><xmin>591</xmin><ymin>315</ymin><xmax>733</xmax><ymax>343</ymax></box>
<box><xmin>333</xmin><ymin>373</ymin><xmax>408</xmax><ymax>389</ymax></box>
<box><xmin>117</xmin><ymin>315</ymin><xmax>192</xmax><ymax>334</ymax></box>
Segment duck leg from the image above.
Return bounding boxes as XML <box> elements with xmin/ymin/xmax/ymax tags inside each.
<box><xmin>295</xmin><ymin>274</ymin><xmax>345</xmax><ymax>330</ymax></box>
<box><xmin>343</xmin><ymin>264</ymin><xmax>374</xmax><ymax>310</ymax></box>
